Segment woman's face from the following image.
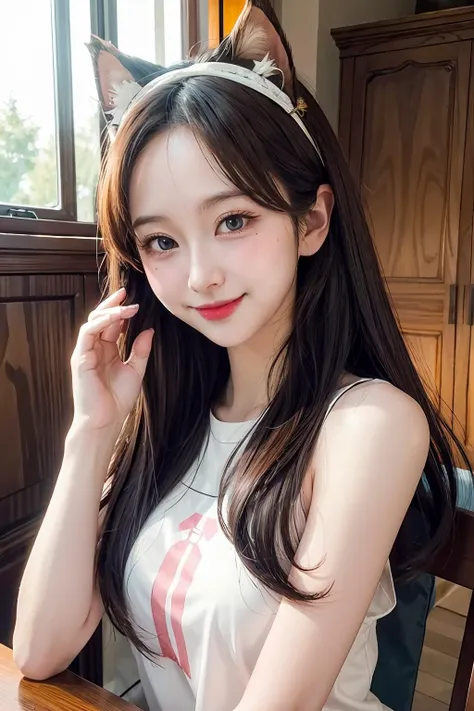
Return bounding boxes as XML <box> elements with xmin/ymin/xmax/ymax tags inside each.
<box><xmin>129</xmin><ymin>126</ymin><xmax>302</xmax><ymax>348</ymax></box>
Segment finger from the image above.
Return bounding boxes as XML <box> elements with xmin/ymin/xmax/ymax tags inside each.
<box><xmin>100</xmin><ymin>318</ymin><xmax>124</xmax><ymax>344</ymax></box>
<box><xmin>75</xmin><ymin>307</ymin><xmax>138</xmax><ymax>355</ymax></box>
<box><xmin>89</xmin><ymin>288</ymin><xmax>126</xmax><ymax>318</ymax></box>
<box><xmin>88</xmin><ymin>304</ymin><xmax>137</xmax><ymax>322</ymax></box>
<box><xmin>98</xmin><ymin>287</ymin><xmax>126</xmax><ymax>310</ymax></box>
<box><xmin>126</xmin><ymin>329</ymin><xmax>155</xmax><ymax>379</ymax></box>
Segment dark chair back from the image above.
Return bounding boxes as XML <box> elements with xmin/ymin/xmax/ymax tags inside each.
<box><xmin>372</xmin><ymin>510</ymin><xmax>474</xmax><ymax>711</ymax></box>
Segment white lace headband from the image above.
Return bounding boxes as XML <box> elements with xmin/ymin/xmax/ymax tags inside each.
<box><xmin>112</xmin><ymin>58</ymin><xmax>324</xmax><ymax>164</ymax></box>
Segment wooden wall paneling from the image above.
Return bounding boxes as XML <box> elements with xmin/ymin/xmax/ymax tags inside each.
<box><xmin>0</xmin><ymin>273</ymin><xmax>85</xmax><ymax>645</ymax></box>
<box><xmin>337</xmin><ymin>56</ymin><xmax>355</xmax><ymax>158</ymax></box>
<box><xmin>0</xmin><ymin>234</ymin><xmax>103</xmax><ymax>666</ymax></box>
<box><xmin>390</xmin><ymin>283</ymin><xmax>446</xmax><ymax>407</ymax></box>
<box><xmin>0</xmin><ymin>518</ymin><xmax>40</xmax><ymax>646</ymax></box>
<box><xmin>342</xmin><ymin>41</ymin><xmax>471</xmax><ymax>421</ymax></box>
<box><xmin>84</xmin><ymin>273</ymin><xmax>104</xmax><ymax>315</ymax></box>
<box><xmin>463</xmin><ymin>266</ymin><xmax>474</xmax><ymax>464</ymax></box>
<box><xmin>0</xmin><ymin>274</ymin><xmax>85</xmax><ymax>528</ymax></box>
<box><xmin>0</xmin><ymin>234</ymin><xmax>101</xmax><ymax>275</ymax></box>
<box><xmin>453</xmin><ymin>42</ymin><xmax>474</xmax><ymax>462</ymax></box>
<box><xmin>0</xmin><ymin>218</ymin><xmax>96</xmax><ymax>239</ymax></box>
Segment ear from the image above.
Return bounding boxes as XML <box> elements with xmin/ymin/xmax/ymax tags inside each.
<box><xmin>86</xmin><ymin>35</ymin><xmax>163</xmax><ymax>130</ymax></box>
<box><xmin>299</xmin><ymin>186</ymin><xmax>335</xmax><ymax>258</ymax></box>
<box><xmin>228</xmin><ymin>1</ymin><xmax>296</xmax><ymax>98</ymax></box>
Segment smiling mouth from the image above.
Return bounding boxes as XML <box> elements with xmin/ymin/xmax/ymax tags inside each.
<box><xmin>194</xmin><ymin>296</ymin><xmax>245</xmax><ymax>321</ymax></box>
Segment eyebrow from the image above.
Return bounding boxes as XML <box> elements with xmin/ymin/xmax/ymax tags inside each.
<box><xmin>132</xmin><ymin>189</ymin><xmax>247</xmax><ymax>230</ymax></box>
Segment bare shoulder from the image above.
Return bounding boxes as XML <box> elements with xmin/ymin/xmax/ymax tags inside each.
<box><xmin>331</xmin><ymin>380</ymin><xmax>427</xmax><ymax>427</ymax></box>
<box><xmin>318</xmin><ymin>380</ymin><xmax>430</xmax><ymax>461</ymax></box>
<box><xmin>302</xmin><ymin>380</ymin><xmax>430</xmax><ymax>517</ymax></box>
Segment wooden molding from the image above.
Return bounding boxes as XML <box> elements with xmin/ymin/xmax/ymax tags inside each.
<box><xmin>0</xmin><ymin>233</ymin><xmax>104</xmax><ymax>274</ymax></box>
<box><xmin>333</xmin><ymin>7</ymin><xmax>474</xmax><ymax>57</ymax></box>
<box><xmin>0</xmin><ymin>234</ymin><xmax>101</xmax><ymax>250</ymax></box>
<box><xmin>0</xmin><ymin>217</ymin><xmax>97</xmax><ymax>238</ymax></box>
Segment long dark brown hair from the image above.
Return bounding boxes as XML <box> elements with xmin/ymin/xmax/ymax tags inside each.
<box><xmin>93</xmin><ymin>8</ymin><xmax>471</xmax><ymax>659</ymax></box>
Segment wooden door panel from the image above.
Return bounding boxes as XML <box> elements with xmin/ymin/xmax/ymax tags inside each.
<box><xmin>0</xmin><ymin>274</ymin><xmax>86</xmax><ymax>646</ymax></box>
<box><xmin>404</xmin><ymin>330</ymin><xmax>441</xmax><ymax>401</ymax></box>
<box><xmin>360</xmin><ymin>57</ymin><xmax>461</xmax><ymax>281</ymax></box>
<box><xmin>0</xmin><ymin>275</ymin><xmax>83</xmax><ymax>532</ymax></box>
<box><xmin>351</xmin><ymin>42</ymin><xmax>470</xmax><ymax>288</ymax></box>
<box><xmin>452</xmin><ymin>48</ymin><xmax>474</xmax><ymax>465</ymax></box>
<box><xmin>0</xmin><ymin>237</ymin><xmax>101</xmax><ymax>657</ymax></box>
<box><xmin>389</xmin><ymin>282</ymin><xmax>450</xmax><ymax>410</ymax></box>
<box><xmin>349</xmin><ymin>43</ymin><xmax>471</xmax><ymax>415</ymax></box>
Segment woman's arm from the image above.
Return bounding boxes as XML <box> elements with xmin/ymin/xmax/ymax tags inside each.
<box><xmin>236</xmin><ymin>381</ymin><xmax>430</xmax><ymax>711</ymax></box>
<box><xmin>12</xmin><ymin>425</ymin><xmax>113</xmax><ymax>680</ymax></box>
<box><xmin>13</xmin><ymin>289</ymin><xmax>153</xmax><ymax>681</ymax></box>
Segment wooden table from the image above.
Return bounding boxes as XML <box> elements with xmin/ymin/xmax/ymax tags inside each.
<box><xmin>0</xmin><ymin>644</ymin><xmax>140</xmax><ymax>710</ymax></box>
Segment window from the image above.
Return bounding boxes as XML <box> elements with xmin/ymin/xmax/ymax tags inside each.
<box><xmin>0</xmin><ymin>0</ymin><xmax>60</xmax><ymax>216</ymax></box>
<box><xmin>208</xmin><ymin>0</ymin><xmax>245</xmax><ymax>48</ymax></box>
<box><xmin>70</xmin><ymin>0</ymin><xmax>102</xmax><ymax>224</ymax></box>
<box><xmin>0</xmin><ymin>0</ymin><xmax>187</xmax><ymax>236</ymax></box>
<box><xmin>117</xmin><ymin>0</ymin><xmax>183</xmax><ymax>67</ymax></box>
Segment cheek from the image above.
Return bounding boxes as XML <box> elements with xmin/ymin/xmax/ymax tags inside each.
<box><xmin>244</xmin><ymin>226</ymin><xmax>298</xmax><ymax>281</ymax></box>
<box><xmin>142</xmin><ymin>259</ymin><xmax>185</xmax><ymax>302</ymax></box>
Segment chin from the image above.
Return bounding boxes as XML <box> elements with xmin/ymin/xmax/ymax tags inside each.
<box><xmin>189</xmin><ymin>320</ymin><xmax>262</xmax><ymax>349</ymax></box>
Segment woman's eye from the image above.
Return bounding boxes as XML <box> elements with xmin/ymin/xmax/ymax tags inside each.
<box><xmin>150</xmin><ymin>236</ymin><xmax>177</xmax><ymax>252</ymax></box>
<box><xmin>218</xmin><ymin>214</ymin><xmax>252</xmax><ymax>234</ymax></box>
<box><xmin>225</xmin><ymin>215</ymin><xmax>245</xmax><ymax>231</ymax></box>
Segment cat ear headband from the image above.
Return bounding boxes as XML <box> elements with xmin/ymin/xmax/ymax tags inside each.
<box><xmin>86</xmin><ymin>0</ymin><xmax>323</xmax><ymax>163</ymax></box>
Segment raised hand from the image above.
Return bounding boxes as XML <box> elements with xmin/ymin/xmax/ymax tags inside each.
<box><xmin>70</xmin><ymin>287</ymin><xmax>154</xmax><ymax>433</ymax></box>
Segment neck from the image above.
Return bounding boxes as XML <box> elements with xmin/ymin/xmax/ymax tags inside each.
<box><xmin>217</xmin><ymin>294</ymin><xmax>294</xmax><ymax>422</ymax></box>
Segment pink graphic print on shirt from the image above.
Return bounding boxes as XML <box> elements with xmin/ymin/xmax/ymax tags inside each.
<box><xmin>151</xmin><ymin>513</ymin><xmax>219</xmax><ymax>678</ymax></box>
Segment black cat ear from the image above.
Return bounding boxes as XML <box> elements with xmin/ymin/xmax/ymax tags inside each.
<box><xmin>223</xmin><ymin>0</ymin><xmax>297</xmax><ymax>99</ymax></box>
<box><xmin>86</xmin><ymin>35</ymin><xmax>164</xmax><ymax>133</ymax></box>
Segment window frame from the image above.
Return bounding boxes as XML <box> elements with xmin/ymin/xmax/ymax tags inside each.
<box><xmin>0</xmin><ymin>0</ymin><xmax>78</xmax><ymax>231</ymax></box>
<box><xmin>0</xmin><ymin>0</ymin><xmax>197</xmax><ymax>238</ymax></box>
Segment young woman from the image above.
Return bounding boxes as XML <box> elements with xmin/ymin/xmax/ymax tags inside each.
<box><xmin>13</xmin><ymin>2</ymin><xmax>470</xmax><ymax>710</ymax></box>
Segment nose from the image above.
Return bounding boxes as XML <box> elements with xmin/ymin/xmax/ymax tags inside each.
<box><xmin>188</xmin><ymin>250</ymin><xmax>225</xmax><ymax>293</ymax></box>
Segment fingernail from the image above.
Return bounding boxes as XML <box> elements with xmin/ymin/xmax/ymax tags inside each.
<box><xmin>124</xmin><ymin>303</ymin><xmax>139</xmax><ymax>310</ymax></box>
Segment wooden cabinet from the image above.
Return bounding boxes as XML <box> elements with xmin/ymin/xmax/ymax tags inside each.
<box><xmin>0</xmin><ymin>234</ymin><xmax>101</xmax><ymax>652</ymax></box>
<box><xmin>333</xmin><ymin>7</ymin><xmax>474</xmax><ymax>459</ymax></box>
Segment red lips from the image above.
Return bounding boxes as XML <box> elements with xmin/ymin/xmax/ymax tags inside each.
<box><xmin>194</xmin><ymin>296</ymin><xmax>244</xmax><ymax>321</ymax></box>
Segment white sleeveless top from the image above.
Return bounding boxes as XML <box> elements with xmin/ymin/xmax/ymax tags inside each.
<box><xmin>124</xmin><ymin>380</ymin><xmax>396</xmax><ymax>711</ymax></box>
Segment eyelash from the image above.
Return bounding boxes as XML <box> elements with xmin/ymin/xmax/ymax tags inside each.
<box><xmin>140</xmin><ymin>211</ymin><xmax>257</xmax><ymax>254</ymax></box>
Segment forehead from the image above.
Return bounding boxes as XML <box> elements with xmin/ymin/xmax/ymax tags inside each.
<box><xmin>129</xmin><ymin>127</ymin><xmax>234</xmax><ymax>218</ymax></box>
